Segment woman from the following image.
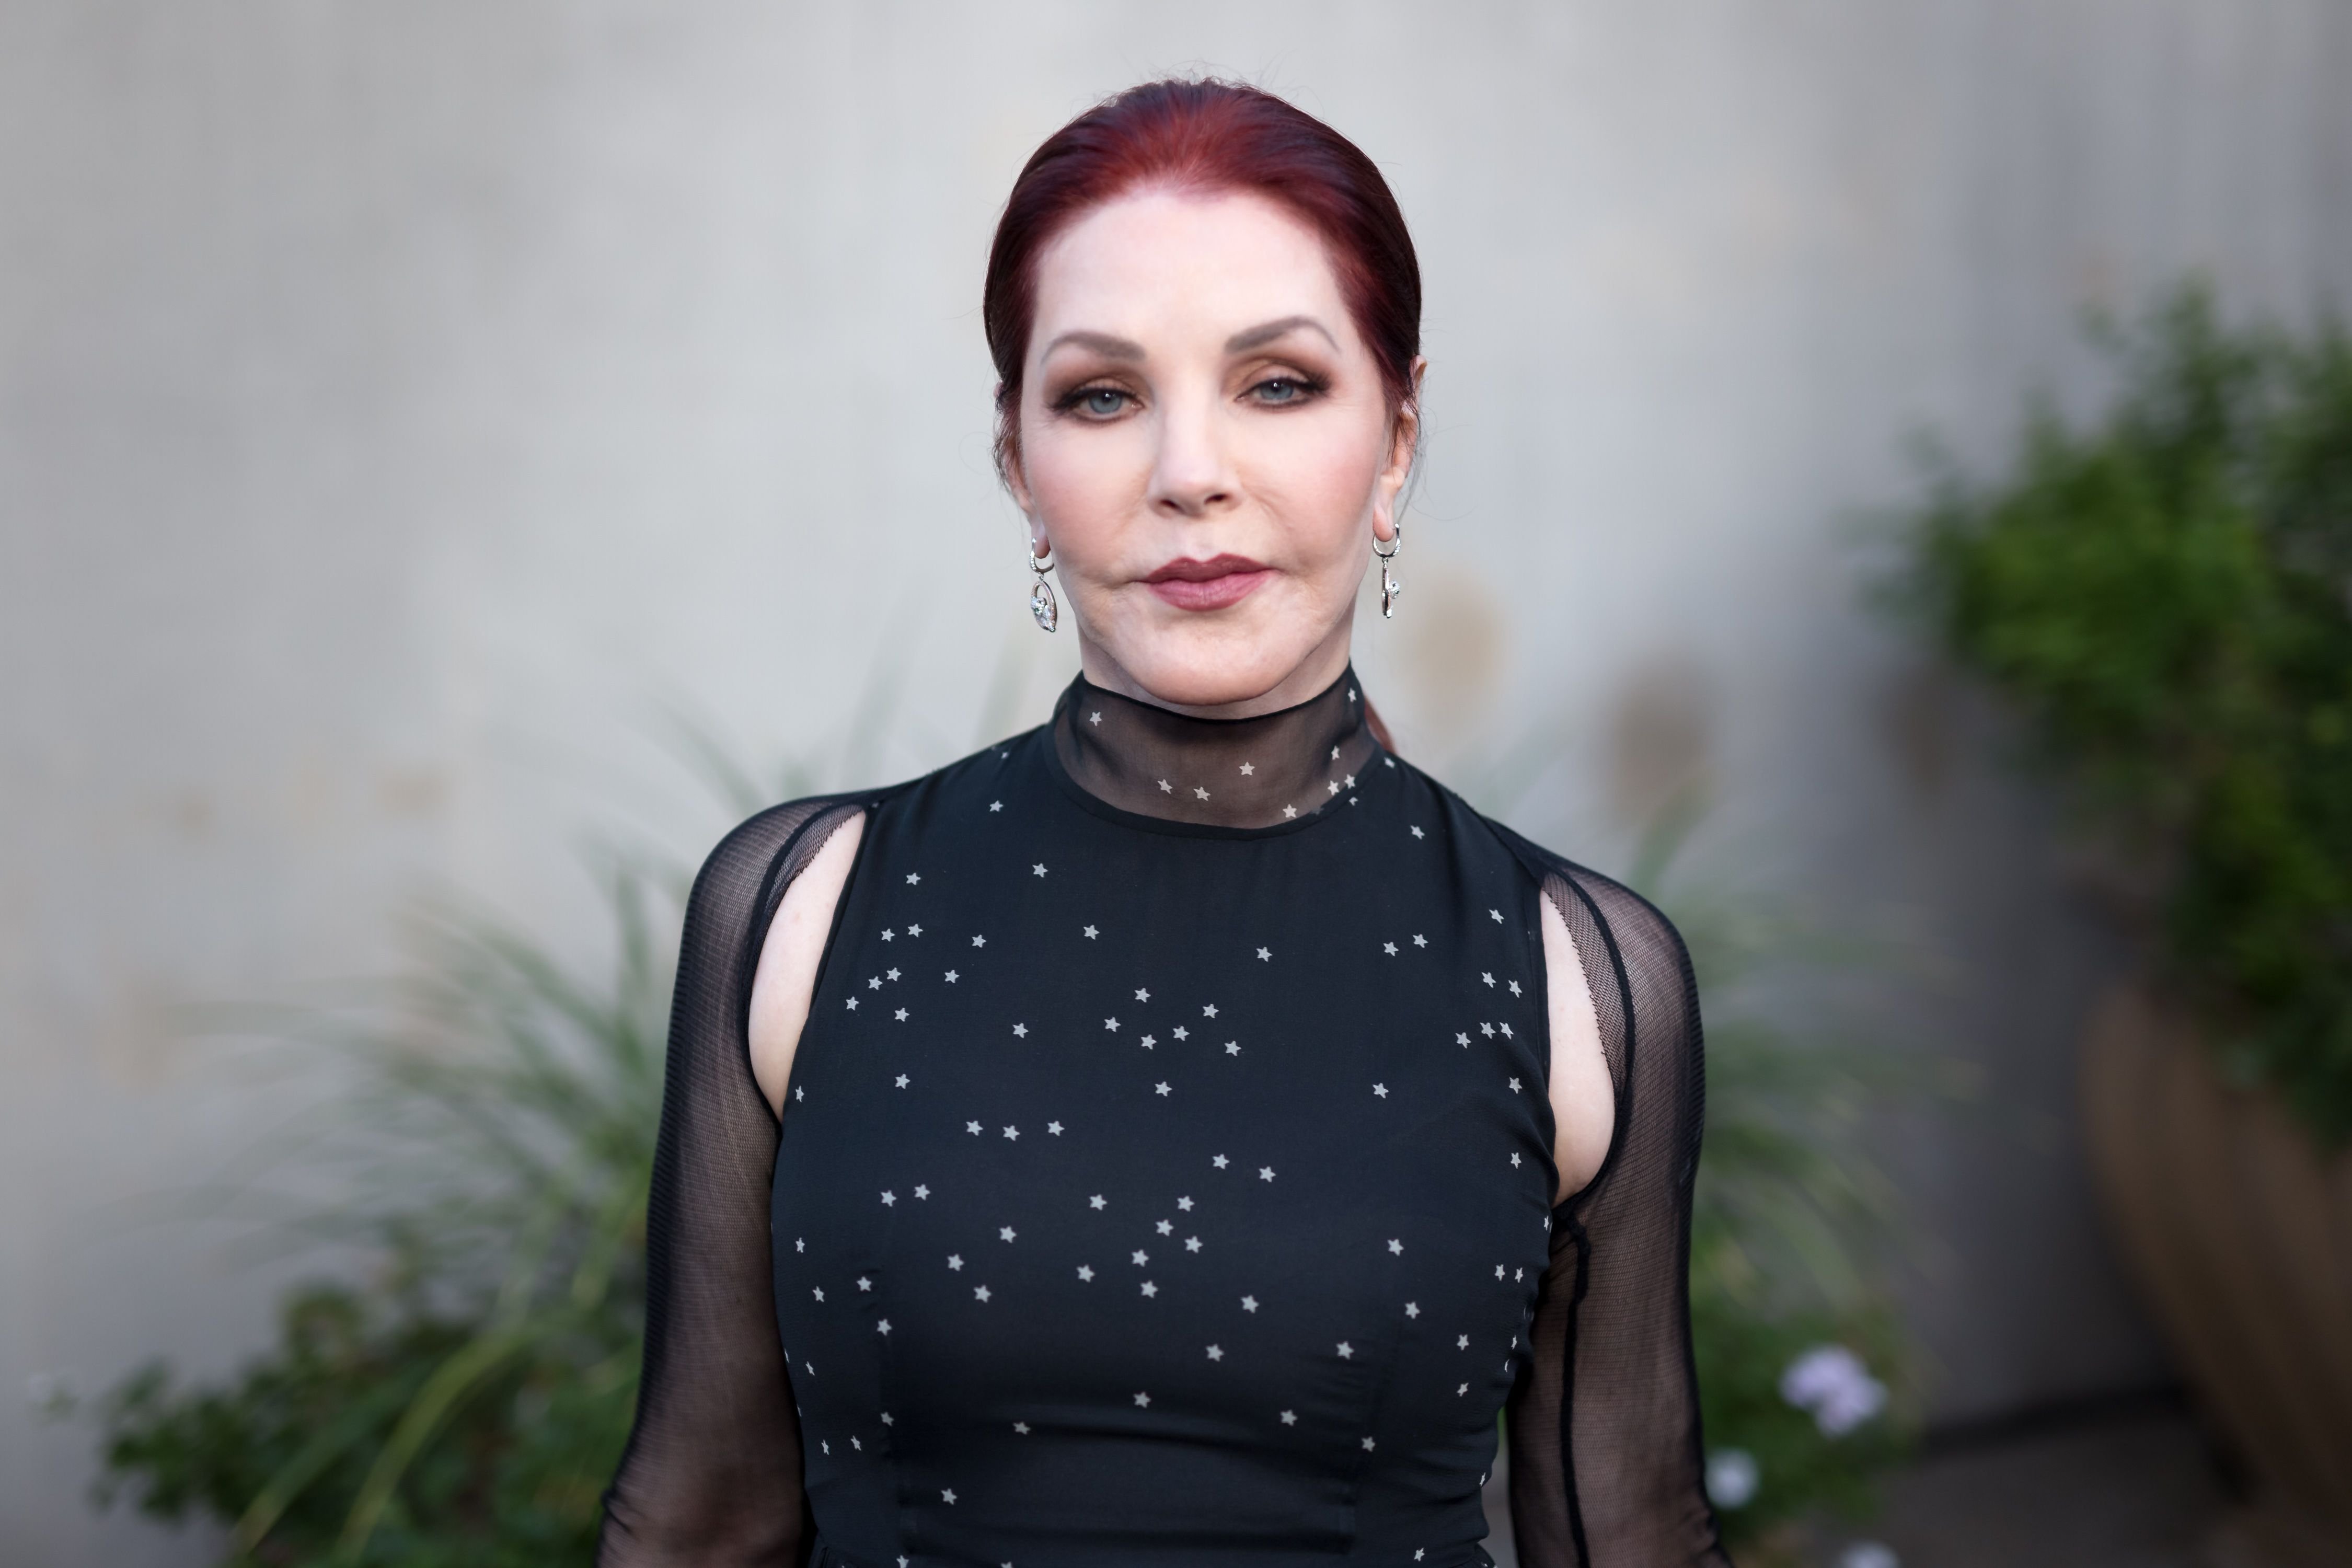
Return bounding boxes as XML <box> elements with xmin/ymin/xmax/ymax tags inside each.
<box><xmin>600</xmin><ymin>80</ymin><xmax>1725</xmax><ymax>1567</ymax></box>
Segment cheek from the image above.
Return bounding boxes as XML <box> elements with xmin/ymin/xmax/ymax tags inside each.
<box><xmin>1236</xmin><ymin>420</ymin><xmax>1386</xmax><ymax>562</ymax></box>
<box><xmin>1019</xmin><ymin>417</ymin><xmax>1147</xmax><ymax>535</ymax></box>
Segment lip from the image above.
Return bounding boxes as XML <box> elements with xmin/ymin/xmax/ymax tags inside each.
<box><xmin>1143</xmin><ymin>554</ymin><xmax>1272</xmax><ymax>612</ymax></box>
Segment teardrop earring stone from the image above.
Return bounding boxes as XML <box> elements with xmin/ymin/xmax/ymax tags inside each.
<box><xmin>1031</xmin><ymin>575</ymin><xmax>1059</xmax><ymax>632</ymax></box>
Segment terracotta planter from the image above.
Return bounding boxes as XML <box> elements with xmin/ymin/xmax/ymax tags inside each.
<box><xmin>2081</xmin><ymin>983</ymin><xmax>2352</xmax><ymax>1563</ymax></box>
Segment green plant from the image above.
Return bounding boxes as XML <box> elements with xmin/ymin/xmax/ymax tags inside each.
<box><xmin>1901</xmin><ymin>284</ymin><xmax>2352</xmax><ymax>1143</ymax></box>
<box><xmin>1631</xmin><ymin>811</ymin><xmax>1919</xmax><ymax>1554</ymax></box>
<box><xmin>91</xmin><ymin>862</ymin><xmax>672</xmax><ymax>1565</ymax></box>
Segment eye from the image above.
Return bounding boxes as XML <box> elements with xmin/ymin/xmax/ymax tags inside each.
<box><xmin>1073</xmin><ymin>386</ymin><xmax>1131</xmax><ymax>418</ymax></box>
<box><xmin>1248</xmin><ymin>376</ymin><xmax>1319</xmax><ymax>406</ymax></box>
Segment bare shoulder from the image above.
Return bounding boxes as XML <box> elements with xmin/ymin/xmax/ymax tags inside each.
<box><xmin>746</xmin><ymin>810</ymin><xmax>866</xmax><ymax>1117</ymax></box>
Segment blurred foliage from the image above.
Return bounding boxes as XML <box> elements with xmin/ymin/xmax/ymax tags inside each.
<box><xmin>1898</xmin><ymin>284</ymin><xmax>2352</xmax><ymax>1144</ymax></box>
<box><xmin>1628</xmin><ymin>800</ymin><xmax>1920</xmax><ymax>1556</ymax></box>
<box><xmin>91</xmin><ymin>863</ymin><xmax>671</xmax><ymax>1565</ymax></box>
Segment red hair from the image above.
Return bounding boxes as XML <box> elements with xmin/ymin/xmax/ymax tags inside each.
<box><xmin>984</xmin><ymin>79</ymin><xmax>1422</xmax><ymax>467</ymax></box>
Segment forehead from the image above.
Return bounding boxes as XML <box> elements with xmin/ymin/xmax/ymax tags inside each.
<box><xmin>1028</xmin><ymin>187</ymin><xmax>1354</xmax><ymax>350</ymax></box>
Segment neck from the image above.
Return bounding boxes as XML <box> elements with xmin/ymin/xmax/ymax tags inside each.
<box><xmin>1051</xmin><ymin>654</ymin><xmax>1381</xmax><ymax>829</ymax></box>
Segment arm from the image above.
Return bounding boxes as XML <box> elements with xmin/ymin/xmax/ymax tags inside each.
<box><xmin>598</xmin><ymin>798</ymin><xmax>868</xmax><ymax>1566</ymax></box>
<box><xmin>1507</xmin><ymin>859</ymin><xmax>1730</xmax><ymax>1567</ymax></box>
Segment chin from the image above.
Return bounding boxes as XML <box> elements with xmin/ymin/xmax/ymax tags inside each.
<box><xmin>1116</xmin><ymin>621</ymin><xmax>1330</xmax><ymax>712</ymax></box>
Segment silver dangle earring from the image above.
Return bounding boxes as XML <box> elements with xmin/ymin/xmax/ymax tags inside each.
<box><xmin>1374</xmin><ymin>521</ymin><xmax>1403</xmax><ymax>618</ymax></box>
<box><xmin>1028</xmin><ymin>539</ymin><xmax>1059</xmax><ymax>632</ymax></box>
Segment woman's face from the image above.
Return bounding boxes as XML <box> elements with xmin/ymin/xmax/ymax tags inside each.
<box><xmin>1005</xmin><ymin>187</ymin><xmax>1419</xmax><ymax>716</ymax></box>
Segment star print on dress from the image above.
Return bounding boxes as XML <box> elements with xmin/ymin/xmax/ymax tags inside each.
<box><xmin>1082</xmin><ymin>924</ymin><xmax>1099</xmax><ymax>938</ymax></box>
<box><xmin>948</xmin><ymin>1254</ymin><xmax>964</xmax><ymax>1271</ymax></box>
<box><xmin>972</xmin><ymin>935</ymin><xmax>987</xmax><ymax>948</ymax></box>
<box><xmin>1241</xmin><ymin>1295</ymin><xmax>1259</xmax><ymax>1312</ymax></box>
<box><xmin>1206</xmin><ymin>1344</ymin><xmax>1225</xmax><ymax>1360</ymax></box>
<box><xmin>1212</xmin><ymin>1155</ymin><xmax>1229</xmax><ymax>1169</ymax></box>
<box><xmin>1373</xmin><ymin>1083</ymin><xmax>1389</xmax><ymax>1098</ymax></box>
<box><xmin>1032</xmin><ymin>863</ymin><xmax>1047</xmax><ymax>877</ymax></box>
<box><xmin>989</xmin><ymin>800</ymin><xmax>1002</xmax><ymax>812</ymax></box>
<box><xmin>1410</xmin><ymin>825</ymin><xmax>1425</xmax><ymax>839</ymax></box>
<box><xmin>1012</xmin><ymin>1022</ymin><xmax>1028</xmax><ymax>1037</ymax></box>
<box><xmin>1255</xmin><ymin>947</ymin><xmax>1272</xmax><ymax>961</ymax></box>
<box><xmin>1089</xmin><ymin>1194</ymin><xmax>1106</xmax><ymax>1209</ymax></box>
<box><xmin>944</xmin><ymin>969</ymin><xmax>959</xmax><ymax>983</ymax></box>
<box><xmin>906</xmin><ymin>873</ymin><xmax>920</xmax><ymax>885</ymax></box>
<box><xmin>1224</xmin><ymin>1041</ymin><xmax>1240</xmax><ymax>1055</ymax></box>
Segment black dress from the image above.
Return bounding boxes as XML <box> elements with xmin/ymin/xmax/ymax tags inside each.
<box><xmin>599</xmin><ymin>667</ymin><xmax>1727</xmax><ymax>1567</ymax></box>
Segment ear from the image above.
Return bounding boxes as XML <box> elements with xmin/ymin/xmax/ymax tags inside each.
<box><xmin>995</xmin><ymin>388</ymin><xmax>1036</xmax><ymax>515</ymax></box>
<box><xmin>1372</xmin><ymin>356</ymin><xmax>1428</xmax><ymax>543</ymax></box>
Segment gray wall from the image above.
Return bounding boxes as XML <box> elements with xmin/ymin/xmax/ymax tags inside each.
<box><xmin>6</xmin><ymin>3</ymin><xmax>2349</xmax><ymax>1561</ymax></box>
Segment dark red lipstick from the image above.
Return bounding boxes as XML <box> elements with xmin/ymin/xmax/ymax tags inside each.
<box><xmin>1142</xmin><ymin>553</ymin><xmax>1271</xmax><ymax>612</ymax></box>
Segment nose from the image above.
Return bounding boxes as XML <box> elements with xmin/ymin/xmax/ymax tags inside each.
<box><xmin>1146</xmin><ymin>384</ymin><xmax>1239</xmax><ymax>520</ymax></box>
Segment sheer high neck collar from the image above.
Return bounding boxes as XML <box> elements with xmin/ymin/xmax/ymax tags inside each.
<box><xmin>1048</xmin><ymin>665</ymin><xmax>1384</xmax><ymax>829</ymax></box>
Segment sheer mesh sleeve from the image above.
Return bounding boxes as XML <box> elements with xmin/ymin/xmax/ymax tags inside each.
<box><xmin>599</xmin><ymin>797</ymin><xmax>868</xmax><ymax>1567</ymax></box>
<box><xmin>1499</xmin><ymin>840</ymin><xmax>1730</xmax><ymax>1566</ymax></box>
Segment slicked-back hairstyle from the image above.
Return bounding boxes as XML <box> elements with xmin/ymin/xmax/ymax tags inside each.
<box><xmin>984</xmin><ymin>79</ymin><xmax>1421</xmax><ymax>469</ymax></box>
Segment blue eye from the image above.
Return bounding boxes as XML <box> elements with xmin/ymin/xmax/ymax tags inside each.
<box><xmin>1082</xmin><ymin>388</ymin><xmax>1127</xmax><ymax>416</ymax></box>
<box><xmin>1253</xmin><ymin>377</ymin><xmax>1307</xmax><ymax>404</ymax></box>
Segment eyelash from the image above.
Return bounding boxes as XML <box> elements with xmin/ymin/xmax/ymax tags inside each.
<box><xmin>1051</xmin><ymin>373</ymin><xmax>1331</xmax><ymax>419</ymax></box>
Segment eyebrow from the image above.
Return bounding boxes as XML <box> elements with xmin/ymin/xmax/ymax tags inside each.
<box><xmin>1038</xmin><ymin>315</ymin><xmax>1340</xmax><ymax>364</ymax></box>
<box><xmin>1040</xmin><ymin>329</ymin><xmax>1145</xmax><ymax>361</ymax></box>
<box><xmin>1225</xmin><ymin>315</ymin><xmax>1338</xmax><ymax>353</ymax></box>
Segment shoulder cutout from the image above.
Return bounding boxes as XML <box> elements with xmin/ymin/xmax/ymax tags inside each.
<box><xmin>747</xmin><ymin>810</ymin><xmax>866</xmax><ymax>1116</ymax></box>
<box><xmin>1542</xmin><ymin>888</ymin><xmax>1615</xmax><ymax>1202</ymax></box>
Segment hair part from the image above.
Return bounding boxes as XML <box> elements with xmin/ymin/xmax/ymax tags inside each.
<box><xmin>984</xmin><ymin>79</ymin><xmax>1422</xmax><ymax>479</ymax></box>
